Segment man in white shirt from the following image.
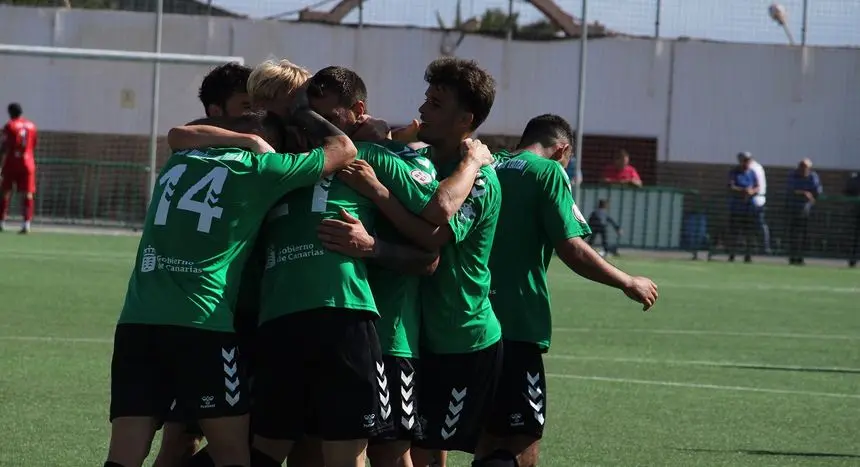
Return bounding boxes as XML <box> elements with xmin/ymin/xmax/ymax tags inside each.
<box><xmin>738</xmin><ymin>152</ymin><xmax>772</xmax><ymax>254</ymax></box>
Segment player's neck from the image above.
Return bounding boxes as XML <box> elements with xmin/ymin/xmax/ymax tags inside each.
<box><xmin>515</xmin><ymin>144</ymin><xmax>548</xmax><ymax>158</ymax></box>
<box><xmin>428</xmin><ymin>139</ymin><xmax>463</xmax><ymax>165</ymax></box>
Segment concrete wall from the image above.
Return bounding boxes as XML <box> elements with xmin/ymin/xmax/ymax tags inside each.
<box><xmin>2</xmin><ymin>6</ymin><xmax>859</xmax><ymax>170</ymax></box>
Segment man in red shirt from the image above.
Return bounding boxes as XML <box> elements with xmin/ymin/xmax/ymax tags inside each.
<box><xmin>601</xmin><ymin>149</ymin><xmax>642</xmax><ymax>187</ymax></box>
<box><xmin>0</xmin><ymin>103</ymin><xmax>38</xmax><ymax>234</ymax></box>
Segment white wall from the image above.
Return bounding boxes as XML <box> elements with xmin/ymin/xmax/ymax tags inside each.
<box><xmin>1</xmin><ymin>6</ymin><xmax>858</xmax><ymax>169</ymax></box>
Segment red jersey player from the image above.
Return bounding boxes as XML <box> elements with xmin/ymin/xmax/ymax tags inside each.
<box><xmin>0</xmin><ymin>103</ymin><xmax>38</xmax><ymax>234</ymax></box>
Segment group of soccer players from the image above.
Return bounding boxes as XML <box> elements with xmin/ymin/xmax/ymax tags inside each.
<box><xmin>104</xmin><ymin>57</ymin><xmax>658</xmax><ymax>467</ymax></box>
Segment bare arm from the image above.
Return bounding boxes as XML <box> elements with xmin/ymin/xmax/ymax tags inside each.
<box><xmin>317</xmin><ymin>210</ymin><xmax>440</xmax><ymax>275</ymax></box>
<box><xmin>167</xmin><ymin>124</ymin><xmax>270</xmax><ymax>152</ymax></box>
<box><xmin>555</xmin><ymin>236</ymin><xmax>658</xmax><ymax>310</ymax></box>
<box><xmin>370</xmin><ymin>240</ymin><xmax>440</xmax><ymax>276</ymax></box>
<box><xmin>290</xmin><ymin>106</ymin><xmax>356</xmax><ymax>176</ymax></box>
<box><xmin>370</xmin><ymin>186</ymin><xmax>453</xmax><ymax>251</ymax></box>
<box><xmin>420</xmin><ymin>146</ymin><xmax>489</xmax><ymax>225</ymax></box>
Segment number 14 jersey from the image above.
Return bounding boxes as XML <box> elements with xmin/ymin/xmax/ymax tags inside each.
<box><xmin>119</xmin><ymin>147</ymin><xmax>325</xmax><ymax>332</ymax></box>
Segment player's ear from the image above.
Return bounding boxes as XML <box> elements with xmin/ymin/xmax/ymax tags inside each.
<box><xmin>351</xmin><ymin>100</ymin><xmax>366</xmax><ymax>118</ymax></box>
<box><xmin>206</xmin><ymin>104</ymin><xmax>224</xmax><ymax>117</ymax></box>
<box><xmin>550</xmin><ymin>143</ymin><xmax>571</xmax><ymax>163</ymax></box>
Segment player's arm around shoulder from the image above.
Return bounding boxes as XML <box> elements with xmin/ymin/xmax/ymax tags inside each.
<box><xmin>421</xmin><ymin>138</ymin><xmax>496</xmax><ymax>226</ymax></box>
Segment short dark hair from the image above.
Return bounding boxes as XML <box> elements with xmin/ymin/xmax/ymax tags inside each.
<box><xmin>517</xmin><ymin>114</ymin><xmax>574</xmax><ymax>149</ymax></box>
<box><xmin>424</xmin><ymin>57</ymin><xmax>496</xmax><ymax>131</ymax></box>
<box><xmin>307</xmin><ymin>66</ymin><xmax>368</xmax><ymax>107</ymax></box>
<box><xmin>198</xmin><ymin>62</ymin><xmax>252</xmax><ymax>112</ymax></box>
<box><xmin>8</xmin><ymin>103</ymin><xmax>22</xmax><ymax>119</ymax></box>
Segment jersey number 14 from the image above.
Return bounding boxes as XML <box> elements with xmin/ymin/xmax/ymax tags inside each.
<box><xmin>153</xmin><ymin>164</ymin><xmax>228</xmax><ymax>233</ymax></box>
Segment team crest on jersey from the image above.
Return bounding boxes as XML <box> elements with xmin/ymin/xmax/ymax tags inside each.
<box><xmin>458</xmin><ymin>201</ymin><xmax>477</xmax><ymax>222</ymax></box>
<box><xmin>410</xmin><ymin>169</ymin><xmax>433</xmax><ymax>185</ymax></box>
<box><xmin>572</xmin><ymin>204</ymin><xmax>586</xmax><ymax>223</ymax></box>
<box><xmin>470</xmin><ymin>177</ymin><xmax>487</xmax><ymax>198</ymax></box>
<box><xmin>140</xmin><ymin>245</ymin><xmax>157</xmax><ymax>273</ymax></box>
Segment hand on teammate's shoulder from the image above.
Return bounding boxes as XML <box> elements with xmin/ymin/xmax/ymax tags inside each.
<box><xmin>460</xmin><ymin>138</ymin><xmax>494</xmax><ymax>167</ymax></box>
<box><xmin>351</xmin><ymin>115</ymin><xmax>391</xmax><ymax>142</ymax></box>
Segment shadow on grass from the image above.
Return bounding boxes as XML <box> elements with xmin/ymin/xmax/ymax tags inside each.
<box><xmin>675</xmin><ymin>447</ymin><xmax>860</xmax><ymax>459</ymax></box>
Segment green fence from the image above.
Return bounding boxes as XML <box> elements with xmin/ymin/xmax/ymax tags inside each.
<box><xmin>6</xmin><ymin>161</ymin><xmax>859</xmax><ymax>262</ymax></box>
<box><xmin>6</xmin><ymin>158</ymin><xmax>150</xmax><ymax>228</ymax></box>
<box><xmin>576</xmin><ymin>183</ymin><xmax>860</xmax><ymax>261</ymax></box>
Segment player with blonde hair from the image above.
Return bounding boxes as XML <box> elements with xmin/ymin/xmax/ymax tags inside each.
<box><xmin>247</xmin><ymin>59</ymin><xmax>312</xmax><ymax>116</ymax></box>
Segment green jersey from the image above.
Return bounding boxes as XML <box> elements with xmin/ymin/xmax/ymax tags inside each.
<box><xmin>367</xmin><ymin>140</ymin><xmax>437</xmax><ymax>358</ymax></box>
<box><xmin>489</xmin><ymin>150</ymin><xmax>591</xmax><ymax>350</ymax></box>
<box><xmin>417</xmin><ymin>147</ymin><xmax>503</xmax><ymax>354</ymax></box>
<box><xmin>258</xmin><ymin>142</ymin><xmax>439</xmax><ymax>324</ymax></box>
<box><xmin>119</xmin><ymin>147</ymin><xmax>325</xmax><ymax>331</ymax></box>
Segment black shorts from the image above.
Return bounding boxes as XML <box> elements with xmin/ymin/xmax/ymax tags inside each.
<box><xmin>252</xmin><ymin>308</ymin><xmax>389</xmax><ymax>441</ymax></box>
<box><xmin>413</xmin><ymin>341</ymin><xmax>503</xmax><ymax>453</ymax></box>
<box><xmin>110</xmin><ymin>324</ymin><xmax>249</xmax><ymax>422</ymax></box>
<box><xmin>485</xmin><ymin>340</ymin><xmax>547</xmax><ymax>439</ymax></box>
<box><xmin>371</xmin><ymin>355</ymin><xmax>424</xmax><ymax>444</ymax></box>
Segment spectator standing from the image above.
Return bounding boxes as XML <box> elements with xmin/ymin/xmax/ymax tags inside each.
<box><xmin>725</xmin><ymin>154</ymin><xmax>760</xmax><ymax>263</ymax></box>
<box><xmin>587</xmin><ymin>199</ymin><xmax>622</xmax><ymax>257</ymax></box>
<box><xmin>785</xmin><ymin>158</ymin><xmax>822</xmax><ymax>265</ymax></box>
<box><xmin>844</xmin><ymin>172</ymin><xmax>860</xmax><ymax>268</ymax></box>
<box><xmin>601</xmin><ymin>149</ymin><xmax>642</xmax><ymax>187</ymax></box>
<box><xmin>739</xmin><ymin>152</ymin><xmax>771</xmax><ymax>254</ymax></box>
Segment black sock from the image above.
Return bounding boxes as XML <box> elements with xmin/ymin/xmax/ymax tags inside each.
<box><xmin>251</xmin><ymin>447</ymin><xmax>282</xmax><ymax>467</ymax></box>
<box><xmin>104</xmin><ymin>462</ymin><xmax>126</xmax><ymax>467</ymax></box>
<box><xmin>184</xmin><ymin>446</ymin><xmax>215</xmax><ymax>467</ymax></box>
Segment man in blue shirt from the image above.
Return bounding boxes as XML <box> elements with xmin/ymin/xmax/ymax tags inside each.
<box><xmin>725</xmin><ymin>154</ymin><xmax>760</xmax><ymax>262</ymax></box>
<box><xmin>785</xmin><ymin>158</ymin><xmax>822</xmax><ymax>265</ymax></box>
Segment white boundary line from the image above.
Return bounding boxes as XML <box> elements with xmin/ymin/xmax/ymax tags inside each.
<box><xmin>3</xmin><ymin>335</ymin><xmax>857</xmax><ymax>400</ymax></box>
<box><xmin>547</xmin><ymin>354</ymin><xmax>860</xmax><ymax>373</ymax></box>
<box><xmin>546</xmin><ymin>373</ymin><xmax>860</xmax><ymax>399</ymax></box>
<box><xmin>554</xmin><ymin>327</ymin><xmax>860</xmax><ymax>341</ymax></box>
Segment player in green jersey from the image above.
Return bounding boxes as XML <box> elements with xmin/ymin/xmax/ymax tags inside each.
<box><xmin>153</xmin><ymin>62</ymin><xmax>253</xmax><ymax>467</ymax></box>
<box><xmin>105</xmin><ymin>106</ymin><xmax>356</xmax><ymax>467</ymax></box>
<box><xmin>304</xmin><ymin>66</ymin><xmax>491</xmax><ymax>467</ymax></box>
<box><xmin>248</xmin><ymin>67</ymin><xmax>491</xmax><ymax>467</ymax></box>
<box><xmin>484</xmin><ymin>115</ymin><xmax>659</xmax><ymax>467</ymax></box>
<box><xmin>325</xmin><ymin>58</ymin><xmax>505</xmax><ymax>467</ymax></box>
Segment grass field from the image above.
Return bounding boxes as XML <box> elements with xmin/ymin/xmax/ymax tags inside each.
<box><xmin>1</xmin><ymin>232</ymin><xmax>858</xmax><ymax>467</ymax></box>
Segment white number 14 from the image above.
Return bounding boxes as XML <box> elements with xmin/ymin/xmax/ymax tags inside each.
<box><xmin>153</xmin><ymin>164</ymin><xmax>228</xmax><ymax>233</ymax></box>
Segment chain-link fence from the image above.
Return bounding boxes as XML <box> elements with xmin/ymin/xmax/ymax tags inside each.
<box><xmin>1</xmin><ymin>0</ymin><xmax>858</xmax><ymax>262</ymax></box>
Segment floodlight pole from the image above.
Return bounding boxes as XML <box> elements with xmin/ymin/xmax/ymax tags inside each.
<box><xmin>147</xmin><ymin>0</ymin><xmax>165</xmax><ymax>206</ymax></box>
<box><xmin>573</xmin><ymin>0</ymin><xmax>588</xmax><ymax>204</ymax></box>
<box><xmin>800</xmin><ymin>0</ymin><xmax>808</xmax><ymax>45</ymax></box>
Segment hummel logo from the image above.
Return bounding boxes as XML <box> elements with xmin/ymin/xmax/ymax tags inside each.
<box><xmin>223</xmin><ymin>363</ymin><xmax>237</xmax><ymax>377</ymax></box>
<box><xmin>527</xmin><ymin>372</ymin><xmax>540</xmax><ymax>385</ymax></box>
<box><xmin>528</xmin><ymin>386</ymin><xmax>542</xmax><ymax>399</ymax></box>
<box><xmin>401</xmin><ymin>415</ymin><xmax>415</xmax><ymax>430</ymax></box>
<box><xmin>376</xmin><ymin>361</ymin><xmax>385</xmax><ymax>375</ymax></box>
<box><xmin>441</xmin><ymin>427</ymin><xmax>457</xmax><ymax>440</ymax></box>
<box><xmin>451</xmin><ymin>387</ymin><xmax>467</xmax><ymax>401</ymax></box>
<box><xmin>444</xmin><ymin>413</ymin><xmax>460</xmax><ymax>427</ymax></box>
<box><xmin>401</xmin><ymin>386</ymin><xmax>414</xmax><ymax>401</ymax></box>
<box><xmin>448</xmin><ymin>400</ymin><xmax>464</xmax><ymax>415</ymax></box>
<box><xmin>221</xmin><ymin>347</ymin><xmax>236</xmax><ymax>362</ymax></box>
<box><xmin>225</xmin><ymin>377</ymin><xmax>239</xmax><ymax>392</ymax></box>
<box><xmin>225</xmin><ymin>392</ymin><xmax>240</xmax><ymax>407</ymax></box>
<box><xmin>401</xmin><ymin>371</ymin><xmax>414</xmax><ymax>386</ymax></box>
